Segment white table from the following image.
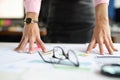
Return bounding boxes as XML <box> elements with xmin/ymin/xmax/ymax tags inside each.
<box><xmin>0</xmin><ymin>42</ymin><xmax>120</xmax><ymax>80</ymax></box>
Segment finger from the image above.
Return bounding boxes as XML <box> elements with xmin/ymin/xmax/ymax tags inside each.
<box><xmin>93</xmin><ymin>44</ymin><xmax>97</xmax><ymax>48</ymax></box>
<box><xmin>98</xmin><ymin>39</ymin><xmax>104</xmax><ymax>55</ymax></box>
<box><xmin>104</xmin><ymin>36</ymin><xmax>113</xmax><ymax>55</ymax></box>
<box><xmin>36</xmin><ymin>42</ymin><xmax>41</xmax><ymax>48</ymax></box>
<box><xmin>36</xmin><ymin>39</ymin><xmax>46</xmax><ymax>52</ymax></box>
<box><xmin>29</xmin><ymin>38</ymin><xmax>34</xmax><ymax>54</ymax></box>
<box><xmin>14</xmin><ymin>35</ymin><xmax>24</xmax><ymax>51</ymax></box>
<box><xmin>86</xmin><ymin>38</ymin><xmax>96</xmax><ymax>54</ymax></box>
<box><xmin>16</xmin><ymin>37</ymin><xmax>28</xmax><ymax>53</ymax></box>
<box><xmin>108</xmin><ymin>36</ymin><xmax>118</xmax><ymax>51</ymax></box>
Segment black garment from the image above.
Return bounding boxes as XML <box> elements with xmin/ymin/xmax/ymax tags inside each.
<box><xmin>47</xmin><ymin>0</ymin><xmax>95</xmax><ymax>43</ymax></box>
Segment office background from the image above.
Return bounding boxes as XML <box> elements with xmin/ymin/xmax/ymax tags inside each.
<box><xmin>0</xmin><ymin>0</ymin><xmax>120</xmax><ymax>42</ymax></box>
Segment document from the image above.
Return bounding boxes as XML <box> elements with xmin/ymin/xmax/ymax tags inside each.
<box><xmin>0</xmin><ymin>43</ymin><xmax>120</xmax><ymax>80</ymax></box>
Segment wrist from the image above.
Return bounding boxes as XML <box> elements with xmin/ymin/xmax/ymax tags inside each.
<box><xmin>25</xmin><ymin>12</ymin><xmax>39</xmax><ymax>21</ymax></box>
<box><xmin>24</xmin><ymin>12</ymin><xmax>39</xmax><ymax>24</ymax></box>
<box><xmin>95</xmin><ymin>17</ymin><xmax>109</xmax><ymax>27</ymax></box>
<box><xmin>24</xmin><ymin>18</ymin><xmax>38</xmax><ymax>24</ymax></box>
<box><xmin>95</xmin><ymin>3</ymin><xmax>109</xmax><ymax>25</ymax></box>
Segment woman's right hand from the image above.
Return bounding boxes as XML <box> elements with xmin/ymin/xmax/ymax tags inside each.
<box><xmin>15</xmin><ymin>23</ymin><xmax>46</xmax><ymax>53</ymax></box>
<box><xmin>15</xmin><ymin>12</ymin><xmax>46</xmax><ymax>53</ymax></box>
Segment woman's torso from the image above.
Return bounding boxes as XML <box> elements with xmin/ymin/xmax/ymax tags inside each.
<box><xmin>48</xmin><ymin>0</ymin><xmax>95</xmax><ymax>23</ymax></box>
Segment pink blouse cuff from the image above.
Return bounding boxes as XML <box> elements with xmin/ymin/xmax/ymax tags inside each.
<box><xmin>24</xmin><ymin>0</ymin><xmax>41</xmax><ymax>14</ymax></box>
<box><xmin>95</xmin><ymin>0</ymin><xmax>109</xmax><ymax>6</ymax></box>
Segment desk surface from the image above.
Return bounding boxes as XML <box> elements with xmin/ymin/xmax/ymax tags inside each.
<box><xmin>0</xmin><ymin>43</ymin><xmax>120</xmax><ymax>80</ymax></box>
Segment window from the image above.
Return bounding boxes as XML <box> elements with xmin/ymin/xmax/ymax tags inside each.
<box><xmin>0</xmin><ymin>0</ymin><xmax>24</xmax><ymax>19</ymax></box>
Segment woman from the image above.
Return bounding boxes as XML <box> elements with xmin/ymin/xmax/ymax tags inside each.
<box><xmin>15</xmin><ymin>0</ymin><xmax>117</xmax><ymax>55</ymax></box>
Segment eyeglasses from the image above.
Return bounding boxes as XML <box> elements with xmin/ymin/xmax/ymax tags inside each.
<box><xmin>38</xmin><ymin>46</ymin><xmax>79</xmax><ymax>67</ymax></box>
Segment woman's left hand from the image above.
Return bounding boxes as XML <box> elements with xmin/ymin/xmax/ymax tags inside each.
<box><xmin>86</xmin><ymin>20</ymin><xmax>117</xmax><ymax>55</ymax></box>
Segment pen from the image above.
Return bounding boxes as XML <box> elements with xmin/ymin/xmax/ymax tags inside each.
<box><xmin>96</xmin><ymin>56</ymin><xmax>120</xmax><ymax>58</ymax></box>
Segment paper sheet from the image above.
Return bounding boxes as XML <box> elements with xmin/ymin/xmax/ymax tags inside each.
<box><xmin>0</xmin><ymin>43</ymin><xmax>120</xmax><ymax>80</ymax></box>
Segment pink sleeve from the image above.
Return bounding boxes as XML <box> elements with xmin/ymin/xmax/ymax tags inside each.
<box><xmin>94</xmin><ymin>0</ymin><xmax>109</xmax><ymax>6</ymax></box>
<box><xmin>24</xmin><ymin>0</ymin><xmax>41</xmax><ymax>14</ymax></box>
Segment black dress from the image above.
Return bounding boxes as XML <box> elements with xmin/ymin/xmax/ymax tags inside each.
<box><xmin>47</xmin><ymin>0</ymin><xmax>95</xmax><ymax>43</ymax></box>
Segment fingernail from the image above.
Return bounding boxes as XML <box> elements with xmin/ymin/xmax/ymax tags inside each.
<box><xmin>114</xmin><ymin>49</ymin><xmax>118</xmax><ymax>51</ymax></box>
<box><xmin>100</xmin><ymin>53</ymin><xmax>104</xmax><ymax>55</ymax></box>
<box><xmin>110</xmin><ymin>53</ymin><xmax>113</xmax><ymax>55</ymax></box>
<box><xmin>18</xmin><ymin>50</ymin><xmax>23</xmax><ymax>53</ymax></box>
<box><xmin>43</xmin><ymin>49</ymin><xmax>47</xmax><ymax>53</ymax></box>
<box><xmin>29</xmin><ymin>51</ymin><xmax>33</xmax><ymax>54</ymax></box>
<box><xmin>86</xmin><ymin>51</ymin><xmax>89</xmax><ymax>54</ymax></box>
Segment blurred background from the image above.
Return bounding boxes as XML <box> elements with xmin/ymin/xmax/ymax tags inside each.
<box><xmin>0</xmin><ymin>0</ymin><xmax>120</xmax><ymax>43</ymax></box>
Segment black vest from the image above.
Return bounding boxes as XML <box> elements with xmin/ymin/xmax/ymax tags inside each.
<box><xmin>48</xmin><ymin>0</ymin><xmax>95</xmax><ymax>23</ymax></box>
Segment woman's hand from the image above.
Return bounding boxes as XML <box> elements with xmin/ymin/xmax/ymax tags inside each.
<box><xmin>86</xmin><ymin>21</ymin><xmax>117</xmax><ymax>55</ymax></box>
<box><xmin>15</xmin><ymin>23</ymin><xmax>46</xmax><ymax>53</ymax></box>
<box><xmin>15</xmin><ymin>12</ymin><xmax>46</xmax><ymax>53</ymax></box>
<box><xmin>86</xmin><ymin>3</ymin><xmax>117</xmax><ymax>55</ymax></box>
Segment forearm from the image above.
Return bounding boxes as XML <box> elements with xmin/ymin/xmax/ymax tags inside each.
<box><xmin>25</xmin><ymin>12</ymin><xmax>39</xmax><ymax>21</ymax></box>
<box><xmin>24</xmin><ymin>0</ymin><xmax>42</xmax><ymax>20</ymax></box>
<box><xmin>95</xmin><ymin>3</ymin><xmax>109</xmax><ymax>25</ymax></box>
